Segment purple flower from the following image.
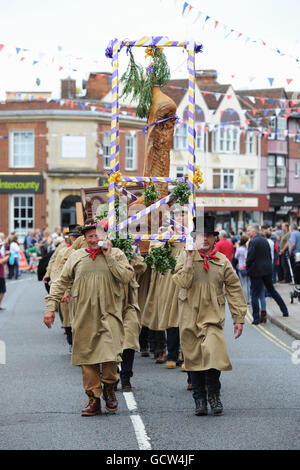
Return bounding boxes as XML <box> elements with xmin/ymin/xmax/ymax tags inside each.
<box><xmin>105</xmin><ymin>45</ymin><xmax>113</xmax><ymax>59</ymax></box>
<box><xmin>146</xmin><ymin>64</ymin><xmax>154</xmax><ymax>75</ymax></box>
<box><xmin>194</xmin><ymin>44</ymin><xmax>204</xmax><ymax>54</ymax></box>
<box><xmin>105</xmin><ymin>39</ymin><xmax>117</xmax><ymax>59</ymax></box>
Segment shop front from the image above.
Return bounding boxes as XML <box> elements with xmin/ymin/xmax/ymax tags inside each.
<box><xmin>196</xmin><ymin>192</ymin><xmax>270</xmax><ymax>233</ymax></box>
<box><xmin>0</xmin><ymin>173</ymin><xmax>46</xmax><ymax>242</ymax></box>
<box><xmin>266</xmin><ymin>193</ymin><xmax>300</xmax><ymax>225</ymax></box>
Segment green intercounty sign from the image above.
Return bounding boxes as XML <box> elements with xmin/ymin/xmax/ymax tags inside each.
<box><xmin>0</xmin><ymin>175</ymin><xmax>43</xmax><ymax>193</ymax></box>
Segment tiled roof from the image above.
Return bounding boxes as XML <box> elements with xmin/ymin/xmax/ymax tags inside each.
<box><xmin>235</xmin><ymin>88</ymin><xmax>288</xmax><ymax>127</ymax></box>
<box><xmin>161</xmin><ymin>79</ymin><xmax>188</xmax><ymax>106</ymax></box>
<box><xmin>196</xmin><ymin>84</ymin><xmax>230</xmax><ymax>110</ymax></box>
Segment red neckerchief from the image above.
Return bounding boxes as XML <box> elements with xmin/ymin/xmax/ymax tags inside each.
<box><xmin>86</xmin><ymin>248</ymin><xmax>101</xmax><ymax>260</ymax></box>
<box><xmin>197</xmin><ymin>246</ymin><xmax>220</xmax><ymax>272</ymax></box>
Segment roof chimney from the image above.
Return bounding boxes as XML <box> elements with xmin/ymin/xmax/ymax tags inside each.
<box><xmin>196</xmin><ymin>70</ymin><xmax>218</xmax><ymax>86</ymax></box>
<box><xmin>61</xmin><ymin>77</ymin><xmax>76</xmax><ymax>99</ymax></box>
<box><xmin>85</xmin><ymin>72</ymin><xmax>112</xmax><ymax>100</ymax></box>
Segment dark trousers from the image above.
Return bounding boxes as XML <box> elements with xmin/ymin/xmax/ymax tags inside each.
<box><xmin>8</xmin><ymin>260</ymin><xmax>19</xmax><ymax>280</ymax></box>
<box><xmin>139</xmin><ymin>326</ymin><xmax>150</xmax><ymax>351</ymax></box>
<box><xmin>251</xmin><ymin>274</ymin><xmax>288</xmax><ymax>322</ymax></box>
<box><xmin>190</xmin><ymin>369</ymin><xmax>221</xmax><ymax>401</ymax></box>
<box><xmin>148</xmin><ymin>330</ymin><xmax>166</xmax><ymax>357</ymax></box>
<box><xmin>65</xmin><ymin>327</ymin><xmax>72</xmax><ymax>346</ymax></box>
<box><xmin>120</xmin><ymin>349</ymin><xmax>135</xmax><ymax>383</ymax></box>
<box><xmin>281</xmin><ymin>253</ymin><xmax>291</xmax><ymax>282</ymax></box>
<box><xmin>166</xmin><ymin>327</ymin><xmax>180</xmax><ymax>362</ymax></box>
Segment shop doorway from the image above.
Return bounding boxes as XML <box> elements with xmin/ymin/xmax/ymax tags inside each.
<box><xmin>60</xmin><ymin>195</ymin><xmax>81</xmax><ymax>228</ymax></box>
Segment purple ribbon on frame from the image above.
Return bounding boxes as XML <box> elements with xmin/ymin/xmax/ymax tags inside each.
<box><xmin>143</xmin><ymin>115</ymin><xmax>180</xmax><ymax>134</ymax></box>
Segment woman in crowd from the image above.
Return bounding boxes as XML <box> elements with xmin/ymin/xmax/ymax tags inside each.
<box><xmin>235</xmin><ymin>235</ymin><xmax>251</xmax><ymax>304</ymax></box>
<box><xmin>8</xmin><ymin>234</ymin><xmax>20</xmax><ymax>280</ymax></box>
<box><xmin>0</xmin><ymin>238</ymin><xmax>10</xmax><ymax>309</ymax></box>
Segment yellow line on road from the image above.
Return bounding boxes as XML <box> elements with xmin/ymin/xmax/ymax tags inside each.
<box><xmin>246</xmin><ymin>311</ymin><xmax>293</xmax><ymax>356</ymax></box>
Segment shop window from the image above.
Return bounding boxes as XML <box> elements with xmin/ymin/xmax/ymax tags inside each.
<box><xmin>267</xmin><ymin>154</ymin><xmax>286</xmax><ymax>187</ymax></box>
<box><xmin>11</xmin><ymin>194</ymin><xmax>34</xmax><ymax>242</ymax></box>
<box><xmin>9</xmin><ymin>130</ymin><xmax>34</xmax><ymax>168</ymax></box>
<box><xmin>213</xmin><ymin>169</ymin><xmax>235</xmax><ymax>190</ymax></box>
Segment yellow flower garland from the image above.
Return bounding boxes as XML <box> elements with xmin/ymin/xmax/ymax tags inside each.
<box><xmin>193</xmin><ymin>167</ymin><xmax>204</xmax><ymax>188</ymax></box>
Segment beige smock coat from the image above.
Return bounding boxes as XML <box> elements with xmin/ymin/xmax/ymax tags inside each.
<box><xmin>122</xmin><ymin>255</ymin><xmax>147</xmax><ymax>352</ymax></box>
<box><xmin>46</xmin><ymin>241</ymin><xmax>71</xmax><ymax>327</ymax></box>
<box><xmin>142</xmin><ymin>242</ymin><xmax>184</xmax><ymax>331</ymax></box>
<box><xmin>137</xmin><ymin>263</ymin><xmax>152</xmax><ymax>320</ymax></box>
<box><xmin>45</xmin><ymin>247</ymin><xmax>134</xmax><ymax>366</ymax></box>
<box><xmin>58</xmin><ymin>235</ymin><xmax>87</xmax><ymax>270</ymax></box>
<box><xmin>45</xmin><ymin>240</ymin><xmax>68</xmax><ymax>278</ymax></box>
<box><xmin>172</xmin><ymin>250</ymin><xmax>247</xmax><ymax>372</ymax></box>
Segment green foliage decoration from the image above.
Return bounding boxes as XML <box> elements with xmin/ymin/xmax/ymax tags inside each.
<box><xmin>171</xmin><ymin>182</ymin><xmax>192</xmax><ymax>205</ymax></box>
<box><xmin>144</xmin><ymin>242</ymin><xmax>177</xmax><ymax>275</ymax></box>
<box><xmin>143</xmin><ymin>184</ymin><xmax>160</xmax><ymax>206</ymax></box>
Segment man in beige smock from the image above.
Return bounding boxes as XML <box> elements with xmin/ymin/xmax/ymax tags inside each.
<box><xmin>44</xmin><ymin>219</ymin><xmax>134</xmax><ymax>417</ymax></box>
<box><xmin>173</xmin><ymin>215</ymin><xmax>247</xmax><ymax>417</ymax></box>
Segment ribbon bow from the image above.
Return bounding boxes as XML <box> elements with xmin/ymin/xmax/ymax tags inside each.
<box><xmin>108</xmin><ymin>170</ymin><xmax>123</xmax><ymax>184</ymax></box>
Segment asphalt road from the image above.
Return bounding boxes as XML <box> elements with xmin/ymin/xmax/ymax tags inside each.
<box><xmin>0</xmin><ymin>273</ymin><xmax>299</xmax><ymax>450</ymax></box>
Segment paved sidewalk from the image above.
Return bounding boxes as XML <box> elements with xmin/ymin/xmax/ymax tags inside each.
<box><xmin>266</xmin><ymin>283</ymin><xmax>300</xmax><ymax>339</ymax></box>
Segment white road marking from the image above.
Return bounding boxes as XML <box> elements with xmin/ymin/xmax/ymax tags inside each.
<box><xmin>123</xmin><ymin>391</ymin><xmax>152</xmax><ymax>450</ymax></box>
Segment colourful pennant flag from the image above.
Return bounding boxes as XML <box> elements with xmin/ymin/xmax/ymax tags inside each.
<box><xmin>267</xmin><ymin>77</ymin><xmax>274</xmax><ymax>87</ymax></box>
<box><xmin>182</xmin><ymin>1</ymin><xmax>189</xmax><ymax>15</ymax></box>
<box><xmin>0</xmin><ymin>44</ymin><xmax>4</xmax><ymax>52</ymax></box>
<box><xmin>286</xmin><ymin>78</ymin><xmax>293</xmax><ymax>85</ymax></box>
<box><xmin>203</xmin><ymin>15</ymin><xmax>210</xmax><ymax>29</ymax></box>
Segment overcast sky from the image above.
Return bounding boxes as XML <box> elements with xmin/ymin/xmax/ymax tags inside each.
<box><xmin>0</xmin><ymin>0</ymin><xmax>299</xmax><ymax>99</ymax></box>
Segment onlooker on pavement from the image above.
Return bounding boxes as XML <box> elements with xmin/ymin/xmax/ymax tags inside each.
<box><xmin>0</xmin><ymin>238</ymin><xmax>10</xmax><ymax>309</ymax></box>
<box><xmin>289</xmin><ymin>223</ymin><xmax>300</xmax><ymax>272</ymax></box>
<box><xmin>39</xmin><ymin>230</ymin><xmax>54</xmax><ymax>258</ymax></box>
<box><xmin>229</xmin><ymin>231</ymin><xmax>239</xmax><ymax>246</ymax></box>
<box><xmin>246</xmin><ymin>224</ymin><xmax>289</xmax><ymax>324</ymax></box>
<box><xmin>273</xmin><ymin>234</ymin><xmax>281</xmax><ymax>283</ymax></box>
<box><xmin>275</xmin><ymin>222</ymin><xmax>283</xmax><ymax>239</ymax></box>
<box><xmin>279</xmin><ymin>223</ymin><xmax>291</xmax><ymax>283</ymax></box>
<box><xmin>215</xmin><ymin>230</ymin><xmax>234</xmax><ymax>263</ymax></box>
<box><xmin>8</xmin><ymin>235</ymin><xmax>21</xmax><ymax>280</ymax></box>
<box><xmin>235</xmin><ymin>235</ymin><xmax>251</xmax><ymax>304</ymax></box>
<box><xmin>24</xmin><ymin>230</ymin><xmax>37</xmax><ymax>263</ymax></box>
<box><xmin>51</xmin><ymin>226</ymin><xmax>61</xmax><ymax>241</ymax></box>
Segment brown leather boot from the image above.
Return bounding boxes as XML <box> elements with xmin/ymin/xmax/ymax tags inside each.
<box><xmin>260</xmin><ymin>310</ymin><xmax>267</xmax><ymax>323</ymax></box>
<box><xmin>103</xmin><ymin>383</ymin><xmax>118</xmax><ymax>412</ymax></box>
<box><xmin>81</xmin><ymin>395</ymin><xmax>101</xmax><ymax>416</ymax></box>
<box><xmin>155</xmin><ymin>351</ymin><xmax>167</xmax><ymax>364</ymax></box>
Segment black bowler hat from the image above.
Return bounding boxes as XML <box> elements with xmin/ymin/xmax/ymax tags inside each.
<box><xmin>68</xmin><ymin>225</ymin><xmax>81</xmax><ymax>237</ymax></box>
<box><xmin>191</xmin><ymin>214</ymin><xmax>219</xmax><ymax>238</ymax></box>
